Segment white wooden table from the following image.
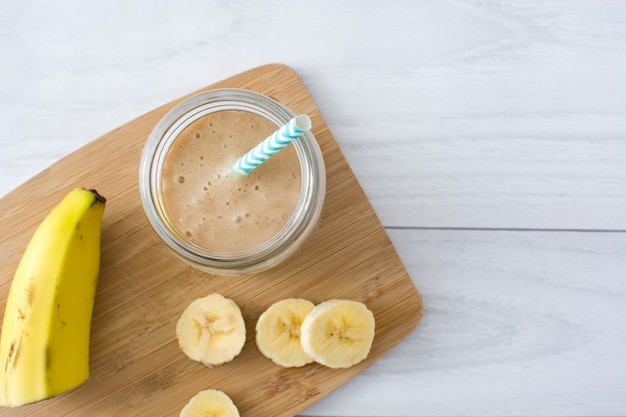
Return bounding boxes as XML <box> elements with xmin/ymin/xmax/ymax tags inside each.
<box><xmin>1</xmin><ymin>1</ymin><xmax>625</xmax><ymax>415</ymax></box>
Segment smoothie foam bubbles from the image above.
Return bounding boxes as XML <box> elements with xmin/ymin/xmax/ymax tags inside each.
<box><xmin>139</xmin><ymin>89</ymin><xmax>325</xmax><ymax>275</ymax></box>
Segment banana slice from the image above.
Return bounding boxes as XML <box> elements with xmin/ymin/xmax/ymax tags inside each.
<box><xmin>180</xmin><ymin>389</ymin><xmax>239</xmax><ymax>417</ymax></box>
<box><xmin>300</xmin><ymin>299</ymin><xmax>375</xmax><ymax>369</ymax></box>
<box><xmin>176</xmin><ymin>293</ymin><xmax>246</xmax><ymax>367</ymax></box>
<box><xmin>255</xmin><ymin>298</ymin><xmax>315</xmax><ymax>367</ymax></box>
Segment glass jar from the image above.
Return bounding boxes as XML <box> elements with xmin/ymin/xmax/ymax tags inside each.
<box><xmin>139</xmin><ymin>88</ymin><xmax>325</xmax><ymax>275</ymax></box>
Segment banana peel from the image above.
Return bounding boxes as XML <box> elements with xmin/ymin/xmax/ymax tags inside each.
<box><xmin>0</xmin><ymin>187</ymin><xmax>106</xmax><ymax>407</ymax></box>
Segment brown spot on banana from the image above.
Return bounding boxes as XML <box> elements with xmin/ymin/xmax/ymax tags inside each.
<box><xmin>26</xmin><ymin>282</ymin><xmax>36</xmax><ymax>306</ymax></box>
<box><xmin>5</xmin><ymin>336</ymin><xmax>22</xmax><ymax>373</ymax></box>
<box><xmin>4</xmin><ymin>343</ymin><xmax>15</xmax><ymax>372</ymax></box>
<box><xmin>87</xmin><ymin>188</ymin><xmax>106</xmax><ymax>205</ymax></box>
<box><xmin>6</xmin><ymin>306</ymin><xmax>28</xmax><ymax>372</ymax></box>
<box><xmin>56</xmin><ymin>303</ymin><xmax>67</xmax><ymax>326</ymax></box>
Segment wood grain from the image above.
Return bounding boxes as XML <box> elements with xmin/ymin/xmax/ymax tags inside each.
<box><xmin>2</xmin><ymin>1</ymin><xmax>625</xmax><ymax>232</ymax></box>
<box><xmin>302</xmin><ymin>229</ymin><xmax>626</xmax><ymax>416</ymax></box>
<box><xmin>1</xmin><ymin>1</ymin><xmax>625</xmax><ymax>415</ymax></box>
<box><xmin>0</xmin><ymin>64</ymin><xmax>422</xmax><ymax>417</ymax></box>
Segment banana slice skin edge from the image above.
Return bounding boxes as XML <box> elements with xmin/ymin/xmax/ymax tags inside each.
<box><xmin>179</xmin><ymin>389</ymin><xmax>239</xmax><ymax>417</ymax></box>
<box><xmin>176</xmin><ymin>293</ymin><xmax>246</xmax><ymax>367</ymax></box>
<box><xmin>255</xmin><ymin>298</ymin><xmax>315</xmax><ymax>368</ymax></box>
<box><xmin>300</xmin><ymin>299</ymin><xmax>375</xmax><ymax>369</ymax></box>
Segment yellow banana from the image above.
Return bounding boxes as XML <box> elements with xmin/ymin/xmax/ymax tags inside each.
<box><xmin>300</xmin><ymin>299</ymin><xmax>375</xmax><ymax>369</ymax></box>
<box><xmin>179</xmin><ymin>389</ymin><xmax>239</xmax><ymax>417</ymax></box>
<box><xmin>255</xmin><ymin>298</ymin><xmax>314</xmax><ymax>367</ymax></box>
<box><xmin>176</xmin><ymin>293</ymin><xmax>246</xmax><ymax>367</ymax></box>
<box><xmin>0</xmin><ymin>187</ymin><xmax>106</xmax><ymax>407</ymax></box>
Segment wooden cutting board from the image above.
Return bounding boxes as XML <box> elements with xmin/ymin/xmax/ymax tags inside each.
<box><xmin>0</xmin><ymin>64</ymin><xmax>423</xmax><ymax>417</ymax></box>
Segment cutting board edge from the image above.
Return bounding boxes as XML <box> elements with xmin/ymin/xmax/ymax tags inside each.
<box><xmin>0</xmin><ymin>63</ymin><xmax>424</xmax><ymax>417</ymax></box>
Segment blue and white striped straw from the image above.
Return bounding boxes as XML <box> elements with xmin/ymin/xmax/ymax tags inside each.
<box><xmin>232</xmin><ymin>114</ymin><xmax>312</xmax><ymax>176</ymax></box>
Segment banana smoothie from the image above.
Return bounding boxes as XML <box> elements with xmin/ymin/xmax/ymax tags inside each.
<box><xmin>161</xmin><ymin>110</ymin><xmax>301</xmax><ymax>254</ymax></box>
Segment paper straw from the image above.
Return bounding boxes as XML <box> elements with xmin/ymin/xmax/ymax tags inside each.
<box><xmin>232</xmin><ymin>114</ymin><xmax>312</xmax><ymax>176</ymax></box>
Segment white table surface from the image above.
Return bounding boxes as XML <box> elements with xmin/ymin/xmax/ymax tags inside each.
<box><xmin>1</xmin><ymin>1</ymin><xmax>625</xmax><ymax>416</ymax></box>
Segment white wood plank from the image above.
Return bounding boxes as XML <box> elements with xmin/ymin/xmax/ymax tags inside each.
<box><xmin>315</xmin><ymin>1</ymin><xmax>626</xmax><ymax>230</ymax></box>
<box><xmin>1</xmin><ymin>1</ymin><xmax>625</xmax><ymax>416</ymax></box>
<box><xmin>300</xmin><ymin>229</ymin><xmax>626</xmax><ymax>416</ymax></box>
<box><xmin>1</xmin><ymin>1</ymin><xmax>625</xmax><ymax>230</ymax></box>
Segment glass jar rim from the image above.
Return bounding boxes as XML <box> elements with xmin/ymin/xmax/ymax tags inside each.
<box><xmin>139</xmin><ymin>88</ymin><xmax>325</xmax><ymax>274</ymax></box>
